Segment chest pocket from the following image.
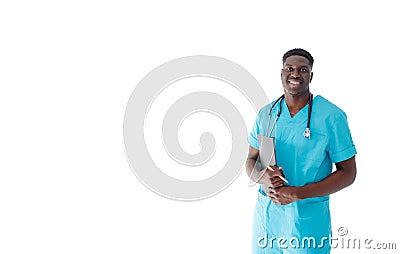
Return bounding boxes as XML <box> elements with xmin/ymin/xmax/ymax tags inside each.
<box><xmin>296</xmin><ymin>130</ymin><xmax>328</xmax><ymax>163</ymax></box>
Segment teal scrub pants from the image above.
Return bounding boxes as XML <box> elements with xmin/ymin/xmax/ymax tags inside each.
<box><xmin>252</xmin><ymin>190</ymin><xmax>331</xmax><ymax>254</ymax></box>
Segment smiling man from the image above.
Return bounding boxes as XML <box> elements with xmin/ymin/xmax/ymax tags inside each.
<box><xmin>246</xmin><ymin>48</ymin><xmax>357</xmax><ymax>253</ymax></box>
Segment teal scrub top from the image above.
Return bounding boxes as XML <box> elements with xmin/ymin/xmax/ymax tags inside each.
<box><xmin>249</xmin><ymin>95</ymin><xmax>357</xmax><ymax>253</ymax></box>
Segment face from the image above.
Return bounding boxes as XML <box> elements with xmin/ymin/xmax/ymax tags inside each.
<box><xmin>281</xmin><ymin>55</ymin><xmax>313</xmax><ymax>97</ymax></box>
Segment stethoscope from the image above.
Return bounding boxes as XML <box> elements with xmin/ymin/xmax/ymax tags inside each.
<box><xmin>267</xmin><ymin>93</ymin><xmax>313</xmax><ymax>139</ymax></box>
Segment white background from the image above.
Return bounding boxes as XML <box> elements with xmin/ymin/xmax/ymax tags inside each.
<box><xmin>1</xmin><ymin>1</ymin><xmax>399</xmax><ymax>253</ymax></box>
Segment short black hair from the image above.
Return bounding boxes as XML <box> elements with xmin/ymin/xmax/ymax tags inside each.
<box><xmin>282</xmin><ymin>48</ymin><xmax>314</xmax><ymax>67</ymax></box>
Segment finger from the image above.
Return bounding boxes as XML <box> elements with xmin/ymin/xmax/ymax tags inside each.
<box><xmin>267</xmin><ymin>187</ymin><xmax>275</xmax><ymax>193</ymax></box>
<box><xmin>267</xmin><ymin>189</ymin><xmax>278</xmax><ymax>199</ymax></box>
<box><xmin>269</xmin><ymin>196</ymin><xmax>280</xmax><ymax>204</ymax></box>
<box><xmin>270</xmin><ymin>179</ymin><xmax>284</xmax><ymax>188</ymax></box>
<box><xmin>271</xmin><ymin>181</ymin><xmax>284</xmax><ymax>188</ymax></box>
<box><xmin>259</xmin><ymin>175</ymin><xmax>283</xmax><ymax>188</ymax></box>
<box><xmin>268</xmin><ymin>193</ymin><xmax>283</xmax><ymax>205</ymax></box>
<box><xmin>269</xmin><ymin>166</ymin><xmax>283</xmax><ymax>171</ymax></box>
<box><xmin>268</xmin><ymin>193</ymin><xmax>277</xmax><ymax>200</ymax></box>
<box><xmin>264</xmin><ymin>170</ymin><xmax>284</xmax><ymax>179</ymax></box>
<box><xmin>270</xmin><ymin>169</ymin><xmax>285</xmax><ymax>177</ymax></box>
<box><xmin>271</xmin><ymin>177</ymin><xmax>284</xmax><ymax>184</ymax></box>
<box><xmin>265</xmin><ymin>166</ymin><xmax>283</xmax><ymax>176</ymax></box>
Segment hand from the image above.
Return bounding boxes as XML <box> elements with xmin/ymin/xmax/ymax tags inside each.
<box><xmin>266</xmin><ymin>186</ymin><xmax>300</xmax><ymax>205</ymax></box>
<box><xmin>257</xmin><ymin>166</ymin><xmax>285</xmax><ymax>188</ymax></box>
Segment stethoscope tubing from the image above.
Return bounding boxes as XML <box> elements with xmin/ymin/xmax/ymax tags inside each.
<box><xmin>267</xmin><ymin>93</ymin><xmax>313</xmax><ymax>139</ymax></box>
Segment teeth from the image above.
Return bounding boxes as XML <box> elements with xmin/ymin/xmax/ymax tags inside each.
<box><xmin>288</xmin><ymin>80</ymin><xmax>300</xmax><ymax>84</ymax></box>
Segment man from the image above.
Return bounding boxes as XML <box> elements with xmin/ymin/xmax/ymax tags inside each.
<box><xmin>246</xmin><ymin>48</ymin><xmax>357</xmax><ymax>253</ymax></box>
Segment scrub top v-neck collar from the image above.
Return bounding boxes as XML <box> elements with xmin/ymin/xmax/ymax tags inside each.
<box><xmin>281</xmin><ymin>97</ymin><xmax>310</xmax><ymax>123</ymax></box>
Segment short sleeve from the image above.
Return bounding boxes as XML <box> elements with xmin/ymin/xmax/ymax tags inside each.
<box><xmin>328</xmin><ymin>111</ymin><xmax>357</xmax><ymax>163</ymax></box>
<box><xmin>248</xmin><ymin>111</ymin><xmax>261</xmax><ymax>150</ymax></box>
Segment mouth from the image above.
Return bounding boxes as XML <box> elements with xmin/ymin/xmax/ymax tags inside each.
<box><xmin>287</xmin><ymin>79</ymin><xmax>303</xmax><ymax>86</ymax></box>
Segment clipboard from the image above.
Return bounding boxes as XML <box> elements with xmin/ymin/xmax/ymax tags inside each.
<box><xmin>248</xmin><ymin>134</ymin><xmax>278</xmax><ymax>186</ymax></box>
<box><xmin>249</xmin><ymin>134</ymin><xmax>287</xmax><ymax>186</ymax></box>
<box><xmin>256</xmin><ymin>134</ymin><xmax>277</xmax><ymax>170</ymax></box>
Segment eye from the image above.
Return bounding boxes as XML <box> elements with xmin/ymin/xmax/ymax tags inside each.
<box><xmin>285</xmin><ymin>66</ymin><xmax>293</xmax><ymax>72</ymax></box>
<box><xmin>300</xmin><ymin>67</ymin><xmax>308</xmax><ymax>73</ymax></box>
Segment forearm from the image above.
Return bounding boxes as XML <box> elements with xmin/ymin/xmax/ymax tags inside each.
<box><xmin>297</xmin><ymin>158</ymin><xmax>357</xmax><ymax>200</ymax></box>
<box><xmin>245</xmin><ymin>158</ymin><xmax>257</xmax><ymax>178</ymax></box>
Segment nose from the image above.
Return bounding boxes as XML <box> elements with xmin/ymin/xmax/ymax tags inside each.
<box><xmin>290</xmin><ymin>69</ymin><xmax>300</xmax><ymax>78</ymax></box>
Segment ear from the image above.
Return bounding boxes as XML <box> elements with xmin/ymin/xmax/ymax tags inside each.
<box><xmin>310</xmin><ymin>72</ymin><xmax>313</xmax><ymax>83</ymax></box>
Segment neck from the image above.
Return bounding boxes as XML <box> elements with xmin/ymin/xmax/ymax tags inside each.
<box><xmin>284</xmin><ymin>91</ymin><xmax>311</xmax><ymax>115</ymax></box>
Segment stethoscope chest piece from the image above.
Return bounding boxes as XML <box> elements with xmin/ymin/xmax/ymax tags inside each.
<box><xmin>303</xmin><ymin>127</ymin><xmax>311</xmax><ymax>139</ymax></box>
